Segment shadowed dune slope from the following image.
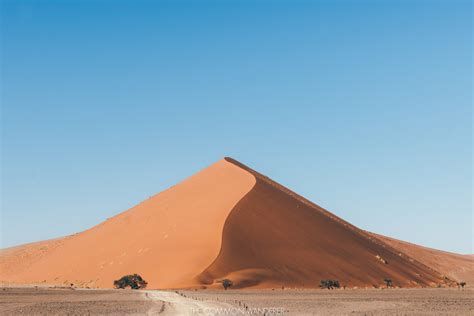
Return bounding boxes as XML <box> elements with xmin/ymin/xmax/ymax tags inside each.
<box><xmin>0</xmin><ymin>157</ymin><xmax>467</xmax><ymax>289</ymax></box>
<box><xmin>197</xmin><ymin>158</ymin><xmax>451</xmax><ymax>288</ymax></box>
<box><xmin>371</xmin><ymin>233</ymin><xmax>474</xmax><ymax>284</ymax></box>
<box><xmin>0</xmin><ymin>159</ymin><xmax>256</xmax><ymax>288</ymax></box>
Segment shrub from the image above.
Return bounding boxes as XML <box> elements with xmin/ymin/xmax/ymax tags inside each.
<box><xmin>384</xmin><ymin>278</ymin><xmax>393</xmax><ymax>288</ymax></box>
<box><xmin>221</xmin><ymin>279</ymin><xmax>233</xmax><ymax>290</ymax></box>
<box><xmin>319</xmin><ymin>279</ymin><xmax>340</xmax><ymax>289</ymax></box>
<box><xmin>459</xmin><ymin>282</ymin><xmax>466</xmax><ymax>289</ymax></box>
<box><xmin>113</xmin><ymin>274</ymin><xmax>147</xmax><ymax>289</ymax></box>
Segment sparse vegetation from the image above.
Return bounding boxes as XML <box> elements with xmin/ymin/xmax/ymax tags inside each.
<box><xmin>384</xmin><ymin>278</ymin><xmax>393</xmax><ymax>288</ymax></box>
<box><xmin>319</xmin><ymin>279</ymin><xmax>340</xmax><ymax>289</ymax></box>
<box><xmin>113</xmin><ymin>274</ymin><xmax>147</xmax><ymax>289</ymax></box>
<box><xmin>459</xmin><ymin>282</ymin><xmax>466</xmax><ymax>289</ymax></box>
<box><xmin>221</xmin><ymin>279</ymin><xmax>233</xmax><ymax>290</ymax></box>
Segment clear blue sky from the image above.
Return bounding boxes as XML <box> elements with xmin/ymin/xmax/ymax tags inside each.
<box><xmin>1</xmin><ymin>0</ymin><xmax>472</xmax><ymax>254</ymax></box>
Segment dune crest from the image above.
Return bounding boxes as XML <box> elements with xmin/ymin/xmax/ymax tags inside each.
<box><xmin>1</xmin><ymin>157</ymin><xmax>469</xmax><ymax>289</ymax></box>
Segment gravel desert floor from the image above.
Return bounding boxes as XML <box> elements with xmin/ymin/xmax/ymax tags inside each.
<box><xmin>0</xmin><ymin>287</ymin><xmax>473</xmax><ymax>315</ymax></box>
<box><xmin>0</xmin><ymin>287</ymin><xmax>156</xmax><ymax>315</ymax></box>
<box><xmin>180</xmin><ymin>288</ymin><xmax>474</xmax><ymax>315</ymax></box>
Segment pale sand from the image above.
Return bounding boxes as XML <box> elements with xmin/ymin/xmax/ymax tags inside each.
<box><xmin>0</xmin><ymin>287</ymin><xmax>156</xmax><ymax>315</ymax></box>
<box><xmin>181</xmin><ymin>288</ymin><xmax>474</xmax><ymax>315</ymax></box>
<box><xmin>3</xmin><ymin>287</ymin><xmax>471</xmax><ymax>315</ymax></box>
<box><xmin>146</xmin><ymin>290</ymin><xmax>233</xmax><ymax>315</ymax></box>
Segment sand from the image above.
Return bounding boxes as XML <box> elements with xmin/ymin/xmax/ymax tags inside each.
<box><xmin>181</xmin><ymin>288</ymin><xmax>474</xmax><ymax>315</ymax></box>
<box><xmin>1</xmin><ymin>159</ymin><xmax>255</xmax><ymax>288</ymax></box>
<box><xmin>0</xmin><ymin>157</ymin><xmax>471</xmax><ymax>289</ymax></box>
<box><xmin>0</xmin><ymin>287</ymin><xmax>156</xmax><ymax>315</ymax></box>
<box><xmin>198</xmin><ymin>159</ymin><xmax>453</xmax><ymax>288</ymax></box>
<box><xmin>145</xmin><ymin>290</ymin><xmax>233</xmax><ymax>315</ymax></box>
<box><xmin>2</xmin><ymin>287</ymin><xmax>472</xmax><ymax>315</ymax></box>
<box><xmin>372</xmin><ymin>233</ymin><xmax>474</xmax><ymax>285</ymax></box>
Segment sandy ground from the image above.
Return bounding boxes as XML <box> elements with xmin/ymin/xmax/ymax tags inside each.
<box><xmin>0</xmin><ymin>287</ymin><xmax>233</xmax><ymax>315</ymax></box>
<box><xmin>1</xmin><ymin>287</ymin><xmax>473</xmax><ymax>315</ymax></box>
<box><xmin>181</xmin><ymin>288</ymin><xmax>474</xmax><ymax>315</ymax></box>
<box><xmin>146</xmin><ymin>290</ymin><xmax>233</xmax><ymax>315</ymax></box>
<box><xmin>0</xmin><ymin>287</ymin><xmax>156</xmax><ymax>315</ymax></box>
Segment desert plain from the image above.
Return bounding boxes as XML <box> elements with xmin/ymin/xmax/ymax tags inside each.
<box><xmin>1</xmin><ymin>287</ymin><xmax>473</xmax><ymax>315</ymax></box>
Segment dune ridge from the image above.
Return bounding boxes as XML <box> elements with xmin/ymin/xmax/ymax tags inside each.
<box><xmin>197</xmin><ymin>158</ymin><xmax>451</xmax><ymax>288</ymax></box>
<box><xmin>0</xmin><ymin>157</ymin><xmax>469</xmax><ymax>289</ymax></box>
<box><xmin>221</xmin><ymin>158</ymin><xmax>448</xmax><ymax>279</ymax></box>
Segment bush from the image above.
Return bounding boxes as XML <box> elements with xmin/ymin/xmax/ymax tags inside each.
<box><xmin>459</xmin><ymin>282</ymin><xmax>466</xmax><ymax>289</ymax></box>
<box><xmin>319</xmin><ymin>279</ymin><xmax>340</xmax><ymax>289</ymax></box>
<box><xmin>384</xmin><ymin>278</ymin><xmax>393</xmax><ymax>288</ymax></box>
<box><xmin>221</xmin><ymin>279</ymin><xmax>233</xmax><ymax>290</ymax></box>
<box><xmin>113</xmin><ymin>274</ymin><xmax>148</xmax><ymax>289</ymax></box>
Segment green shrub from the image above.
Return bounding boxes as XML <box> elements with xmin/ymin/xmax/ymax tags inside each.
<box><xmin>319</xmin><ymin>279</ymin><xmax>340</xmax><ymax>289</ymax></box>
<box><xmin>113</xmin><ymin>274</ymin><xmax>147</xmax><ymax>289</ymax></box>
<box><xmin>221</xmin><ymin>279</ymin><xmax>233</xmax><ymax>290</ymax></box>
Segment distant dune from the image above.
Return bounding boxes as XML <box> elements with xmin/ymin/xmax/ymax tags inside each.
<box><xmin>0</xmin><ymin>158</ymin><xmax>471</xmax><ymax>289</ymax></box>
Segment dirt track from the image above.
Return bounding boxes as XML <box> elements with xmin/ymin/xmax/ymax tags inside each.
<box><xmin>146</xmin><ymin>290</ymin><xmax>233</xmax><ymax>315</ymax></box>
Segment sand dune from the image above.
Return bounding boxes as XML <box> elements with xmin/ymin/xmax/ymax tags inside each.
<box><xmin>0</xmin><ymin>158</ymin><xmax>469</xmax><ymax>289</ymax></box>
<box><xmin>197</xmin><ymin>158</ymin><xmax>452</xmax><ymax>288</ymax></box>
<box><xmin>371</xmin><ymin>233</ymin><xmax>474</xmax><ymax>285</ymax></box>
<box><xmin>0</xmin><ymin>159</ymin><xmax>255</xmax><ymax>288</ymax></box>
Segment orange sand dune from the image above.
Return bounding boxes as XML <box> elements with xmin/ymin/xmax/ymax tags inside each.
<box><xmin>0</xmin><ymin>159</ymin><xmax>255</xmax><ymax>288</ymax></box>
<box><xmin>197</xmin><ymin>158</ymin><xmax>452</xmax><ymax>288</ymax></box>
<box><xmin>0</xmin><ymin>158</ymin><xmax>467</xmax><ymax>289</ymax></box>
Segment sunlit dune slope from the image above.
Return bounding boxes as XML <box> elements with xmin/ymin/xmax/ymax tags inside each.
<box><xmin>0</xmin><ymin>159</ymin><xmax>255</xmax><ymax>288</ymax></box>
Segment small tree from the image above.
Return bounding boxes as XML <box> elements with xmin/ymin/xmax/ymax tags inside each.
<box><xmin>113</xmin><ymin>274</ymin><xmax>147</xmax><ymax>289</ymax></box>
<box><xmin>459</xmin><ymin>282</ymin><xmax>466</xmax><ymax>289</ymax></box>
<box><xmin>221</xmin><ymin>279</ymin><xmax>233</xmax><ymax>290</ymax></box>
<box><xmin>319</xmin><ymin>279</ymin><xmax>340</xmax><ymax>289</ymax></box>
<box><xmin>384</xmin><ymin>278</ymin><xmax>393</xmax><ymax>288</ymax></box>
